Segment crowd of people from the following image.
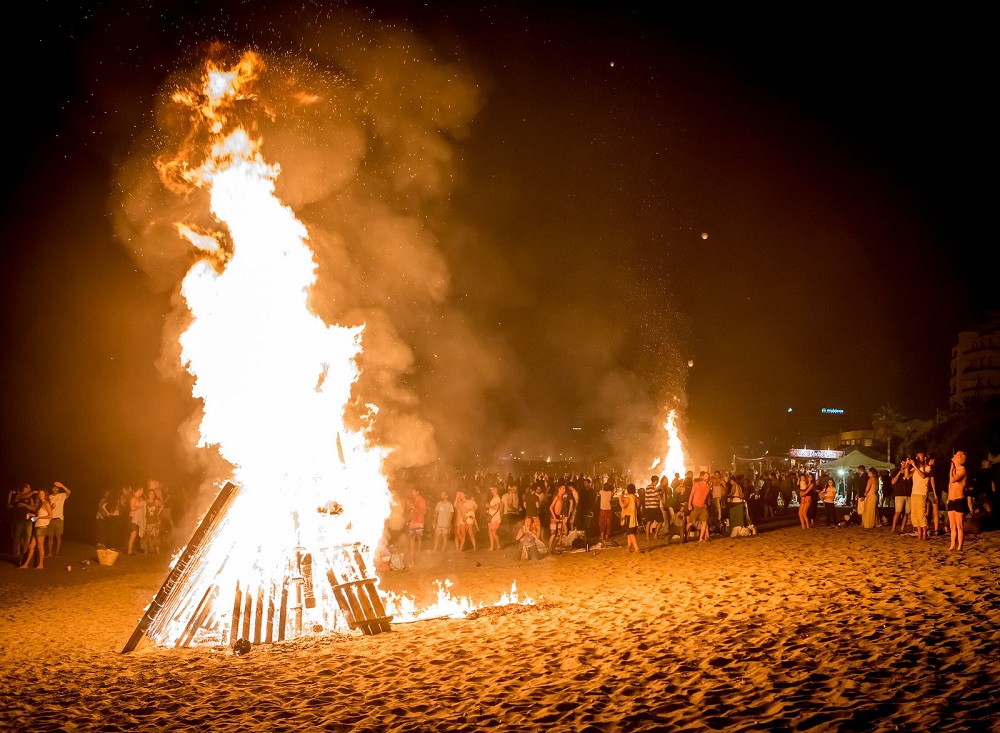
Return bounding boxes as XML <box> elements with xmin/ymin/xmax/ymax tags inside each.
<box><xmin>6</xmin><ymin>450</ymin><xmax>995</xmax><ymax>571</ymax></box>
<box><xmin>4</xmin><ymin>481</ymin><xmax>72</xmax><ymax>569</ymax></box>
<box><xmin>93</xmin><ymin>480</ymin><xmax>173</xmax><ymax>556</ymax></box>
<box><xmin>3</xmin><ymin>479</ymin><xmax>174</xmax><ymax>568</ymax></box>
<box><xmin>381</xmin><ymin>450</ymin><xmax>998</xmax><ymax>565</ymax></box>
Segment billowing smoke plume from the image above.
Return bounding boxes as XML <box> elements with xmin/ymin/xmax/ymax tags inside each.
<box><xmin>111</xmin><ymin>12</ymin><xmax>690</xmax><ymax>492</ymax></box>
<box><xmin>111</xmin><ymin>20</ymin><xmax>492</xmax><ymax>484</ymax></box>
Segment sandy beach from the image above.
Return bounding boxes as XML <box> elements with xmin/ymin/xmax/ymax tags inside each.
<box><xmin>2</xmin><ymin>518</ymin><xmax>999</xmax><ymax>732</ymax></box>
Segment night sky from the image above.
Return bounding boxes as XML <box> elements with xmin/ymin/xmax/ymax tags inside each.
<box><xmin>2</xmin><ymin>2</ymin><xmax>994</xmax><ymax>506</ymax></box>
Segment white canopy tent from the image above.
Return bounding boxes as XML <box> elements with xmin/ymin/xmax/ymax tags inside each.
<box><xmin>820</xmin><ymin>449</ymin><xmax>894</xmax><ymax>474</ymax></box>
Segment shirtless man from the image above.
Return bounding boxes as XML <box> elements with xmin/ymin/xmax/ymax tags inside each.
<box><xmin>947</xmin><ymin>451</ymin><xmax>968</xmax><ymax>551</ymax></box>
<box><xmin>547</xmin><ymin>485</ymin><xmax>567</xmax><ymax>553</ymax></box>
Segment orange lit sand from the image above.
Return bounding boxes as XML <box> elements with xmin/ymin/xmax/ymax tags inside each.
<box><xmin>2</xmin><ymin>523</ymin><xmax>998</xmax><ymax>731</ymax></box>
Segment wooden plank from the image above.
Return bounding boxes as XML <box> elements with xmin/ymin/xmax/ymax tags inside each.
<box><xmin>177</xmin><ymin>584</ymin><xmax>218</xmax><ymax>648</ymax></box>
<box><xmin>229</xmin><ymin>582</ymin><xmax>243</xmax><ymax>647</ymax></box>
<box><xmin>121</xmin><ymin>481</ymin><xmax>241</xmax><ymax>653</ymax></box>
<box><xmin>241</xmin><ymin>585</ymin><xmax>253</xmax><ymax>641</ymax></box>
<box><xmin>265</xmin><ymin>583</ymin><xmax>276</xmax><ymax>644</ymax></box>
<box><xmin>278</xmin><ymin>581</ymin><xmax>288</xmax><ymax>642</ymax></box>
<box><xmin>253</xmin><ymin>586</ymin><xmax>265</xmax><ymax>644</ymax></box>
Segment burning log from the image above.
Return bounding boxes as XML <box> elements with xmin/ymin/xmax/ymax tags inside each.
<box><xmin>122</xmin><ymin>481</ymin><xmax>243</xmax><ymax>653</ymax></box>
<box><xmin>123</xmin><ymin>481</ymin><xmax>392</xmax><ymax>652</ymax></box>
<box><xmin>229</xmin><ymin>582</ymin><xmax>244</xmax><ymax>648</ymax></box>
<box><xmin>325</xmin><ymin>543</ymin><xmax>392</xmax><ymax>635</ymax></box>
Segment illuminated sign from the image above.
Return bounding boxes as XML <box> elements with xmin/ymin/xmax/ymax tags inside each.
<box><xmin>789</xmin><ymin>448</ymin><xmax>844</xmax><ymax>459</ymax></box>
<box><xmin>821</xmin><ymin>408</ymin><xmax>844</xmax><ymax>414</ymax></box>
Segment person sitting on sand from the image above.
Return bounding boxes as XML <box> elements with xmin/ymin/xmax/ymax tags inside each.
<box><xmin>618</xmin><ymin>484</ymin><xmax>640</xmax><ymax>553</ymax></box>
<box><xmin>19</xmin><ymin>487</ymin><xmax>52</xmax><ymax>570</ymax></box>
<box><xmin>515</xmin><ymin>519</ymin><xmax>545</xmax><ymax>560</ymax></box>
<box><xmin>947</xmin><ymin>451</ymin><xmax>968</xmax><ymax>551</ymax></box>
<box><xmin>667</xmin><ymin>500</ymin><xmax>688</xmax><ymax>543</ymax></box>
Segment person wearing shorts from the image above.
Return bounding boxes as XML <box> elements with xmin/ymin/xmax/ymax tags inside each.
<box><xmin>460</xmin><ymin>495</ymin><xmax>478</xmax><ymax>551</ymax></box>
<box><xmin>547</xmin><ymin>485</ymin><xmax>567</xmax><ymax>553</ymax></box>
<box><xmin>641</xmin><ymin>477</ymin><xmax>662</xmax><ymax>540</ymax></box>
<box><xmin>910</xmin><ymin>454</ymin><xmax>931</xmax><ymax>541</ymax></box>
<box><xmin>19</xmin><ymin>488</ymin><xmax>52</xmax><ymax>570</ymax></box>
<box><xmin>617</xmin><ymin>484</ymin><xmax>640</xmax><ymax>553</ymax></box>
<box><xmin>46</xmin><ymin>481</ymin><xmax>70</xmax><ymax>557</ymax></box>
<box><xmin>11</xmin><ymin>484</ymin><xmax>35</xmax><ymax>560</ymax></box>
<box><xmin>689</xmin><ymin>504</ymin><xmax>709</xmax><ymax>526</ymax></box>
<box><xmin>946</xmin><ymin>498</ymin><xmax>968</xmax><ymax>513</ymax></box>
<box><xmin>947</xmin><ymin>451</ymin><xmax>969</xmax><ymax>551</ymax></box>
<box><xmin>891</xmin><ymin>462</ymin><xmax>912</xmax><ymax>534</ymax></box>
<box><xmin>597</xmin><ymin>482</ymin><xmax>615</xmax><ymax>543</ymax></box>
<box><xmin>431</xmin><ymin>491</ymin><xmax>454</xmax><ymax>552</ymax></box>
<box><xmin>688</xmin><ymin>471</ymin><xmax>712</xmax><ymax>542</ymax></box>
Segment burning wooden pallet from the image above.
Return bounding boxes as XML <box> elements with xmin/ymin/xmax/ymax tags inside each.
<box><xmin>122</xmin><ymin>482</ymin><xmax>391</xmax><ymax>653</ymax></box>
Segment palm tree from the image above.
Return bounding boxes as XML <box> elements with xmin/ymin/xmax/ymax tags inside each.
<box><xmin>872</xmin><ymin>405</ymin><xmax>906</xmax><ymax>464</ymax></box>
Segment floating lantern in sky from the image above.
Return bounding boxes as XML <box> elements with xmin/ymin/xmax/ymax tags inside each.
<box><xmin>701</xmin><ymin>232</ymin><xmax>709</xmax><ymax>240</ymax></box>
<box><xmin>688</xmin><ymin>359</ymin><xmax>694</xmax><ymax>367</ymax></box>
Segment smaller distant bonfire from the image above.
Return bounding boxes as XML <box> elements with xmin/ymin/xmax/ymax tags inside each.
<box><xmin>646</xmin><ymin>409</ymin><xmax>687</xmax><ymax>479</ymax></box>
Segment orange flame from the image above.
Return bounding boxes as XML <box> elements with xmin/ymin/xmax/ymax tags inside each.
<box><xmin>145</xmin><ymin>52</ymin><xmax>392</xmax><ymax>646</ymax></box>
<box><xmin>648</xmin><ymin>408</ymin><xmax>687</xmax><ymax>478</ymax></box>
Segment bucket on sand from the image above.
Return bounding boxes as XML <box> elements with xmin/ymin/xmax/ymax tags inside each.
<box><xmin>97</xmin><ymin>548</ymin><xmax>120</xmax><ymax>567</ymax></box>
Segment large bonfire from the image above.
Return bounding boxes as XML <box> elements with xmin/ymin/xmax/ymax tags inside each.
<box><xmin>125</xmin><ymin>51</ymin><xmax>536</xmax><ymax>653</ymax></box>
<box><xmin>126</xmin><ymin>51</ymin><xmax>397</xmax><ymax>650</ymax></box>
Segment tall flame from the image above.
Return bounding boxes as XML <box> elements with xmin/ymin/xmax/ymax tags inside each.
<box><xmin>648</xmin><ymin>408</ymin><xmax>687</xmax><ymax>479</ymax></box>
<box><xmin>143</xmin><ymin>51</ymin><xmax>392</xmax><ymax>646</ymax></box>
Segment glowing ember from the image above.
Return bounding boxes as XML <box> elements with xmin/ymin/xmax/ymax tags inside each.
<box><xmin>133</xmin><ymin>51</ymin><xmax>392</xmax><ymax>649</ymax></box>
